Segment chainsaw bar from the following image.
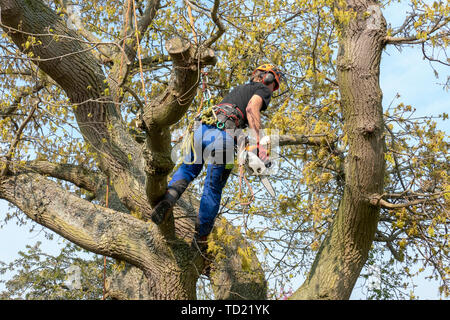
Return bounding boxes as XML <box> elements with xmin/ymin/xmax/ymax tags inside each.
<box><xmin>260</xmin><ymin>176</ymin><xmax>276</xmax><ymax>198</ymax></box>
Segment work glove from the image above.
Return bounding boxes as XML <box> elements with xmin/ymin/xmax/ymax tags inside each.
<box><xmin>244</xmin><ymin>137</ymin><xmax>271</xmax><ymax>166</ymax></box>
<box><xmin>257</xmin><ymin>144</ymin><xmax>269</xmax><ymax>162</ymax></box>
<box><xmin>257</xmin><ymin>145</ymin><xmax>273</xmax><ymax>170</ymax></box>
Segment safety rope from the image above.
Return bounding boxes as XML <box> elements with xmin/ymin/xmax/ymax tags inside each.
<box><xmin>238</xmin><ymin>163</ymin><xmax>255</xmax><ymax>206</ymax></box>
<box><xmin>185</xmin><ymin>0</ymin><xmax>198</xmax><ymax>45</ymax></box>
<box><xmin>132</xmin><ymin>0</ymin><xmax>149</xmax><ymax>107</ymax></box>
<box><xmin>102</xmin><ymin>177</ymin><xmax>109</xmax><ymax>300</ymax></box>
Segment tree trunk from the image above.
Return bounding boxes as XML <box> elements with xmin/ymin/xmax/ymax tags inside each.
<box><xmin>292</xmin><ymin>0</ymin><xmax>386</xmax><ymax>299</ymax></box>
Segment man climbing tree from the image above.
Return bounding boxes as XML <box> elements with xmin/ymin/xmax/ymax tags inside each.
<box><xmin>150</xmin><ymin>64</ymin><xmax>284</xmax><ymax>246</ymax></box>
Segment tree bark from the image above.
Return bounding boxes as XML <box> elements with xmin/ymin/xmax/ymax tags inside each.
<box><xmin>292</xmin><ymin>0</ymin><xmax>386</xmax><ymax>300</ymax></box>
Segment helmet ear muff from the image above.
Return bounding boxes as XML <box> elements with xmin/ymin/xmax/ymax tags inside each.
<box><xmin>253</xmin><ymin>64</ymin><xmax>282</xmax><ymax>90</ymax></box>
<box><xmin>262</xmin><ymin>72</ymin><xmax>275</xmax><ymax>86</ymax></box>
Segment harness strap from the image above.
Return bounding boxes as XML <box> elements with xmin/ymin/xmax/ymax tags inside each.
<box><xmin>213</xmin><ymin>103</ymin><xmax>246</xmax><ymax>130</ymax></box>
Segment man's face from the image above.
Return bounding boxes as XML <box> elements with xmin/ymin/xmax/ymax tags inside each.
<box><xmin>267</xmin><ymin>81</ymin><xmax>276</xmax><ymax>92</ymax></box>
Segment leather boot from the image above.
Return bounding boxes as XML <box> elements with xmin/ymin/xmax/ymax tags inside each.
<box><xmin>150</xmin><ymin>187</ymin><xmax>179</xmax><ymax>225</ymax></box>
<box><xmin>193</xmin><ymin>220</ymin><xmax>208</xmax><ymax>251</ymax></box>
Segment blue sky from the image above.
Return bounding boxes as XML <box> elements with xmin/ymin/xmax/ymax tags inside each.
<box><xmin>0</xmin><ymin>1</ymin><xmax>448</xmax><ymax>299</ymax></box>
<box><xmin>381</xmin><ymin>45</ymin><xmax>449</xmax><ymax>128</ymax></box>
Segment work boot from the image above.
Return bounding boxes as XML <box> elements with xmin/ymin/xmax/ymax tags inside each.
<box><xmin>193</xmin><ymin>234</ymin><xmax>209</xmax><ymax>259</ymax></box>
<box><xmin>150</xmin><ymin>188</ymin><xmax>179</xmax><ymax>225</ymax></box>
<box><xmin>193</xmin><ymin>220</ymin><xmax>209</xmax><ymax>253</ymax></box>
<box><xmin>193</xmin><ymin>231</ymin><xmax>211</xmax><ymax>276</ymax></box>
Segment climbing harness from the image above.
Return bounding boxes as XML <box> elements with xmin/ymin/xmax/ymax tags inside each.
<box><xmin>199</xmin><ymin>103</ymin><xmax>245</xmax><ymax>131</ymax></box>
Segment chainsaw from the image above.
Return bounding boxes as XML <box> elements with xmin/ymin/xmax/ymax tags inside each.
<box><xmin>237</xmin><ymin>135</ymin><xmax>276</xmax><ymax>198</ymax></box>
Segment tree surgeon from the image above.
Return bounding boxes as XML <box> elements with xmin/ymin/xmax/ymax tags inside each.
<box><xmin>150</xmin><ymin>64</ymin><xmax>285</xmax><ymax>244</ymax></box>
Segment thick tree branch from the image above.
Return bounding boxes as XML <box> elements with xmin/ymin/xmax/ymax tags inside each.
<box><xmin>0</xmin><ymin>172</ymin><xmax>159</xmax><ymax>270</ymax></box>
<box><xmin>15</xmin><ymin>160</ymin><xmax>100</xmax><ymax>193</ymax></box>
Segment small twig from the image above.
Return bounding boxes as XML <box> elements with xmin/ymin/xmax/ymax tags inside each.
<box><xmin>369</xmin><ymin>192</ymin><xmax>448</xmax><ymax>209</ymax></box>
<box><xmin>421</xmin><ymin>42</ymin><xmax>450</xmax><ymax>67</ymax></box>
<box><xmin>1</xmin><ymin>103</ymin><xmax>39</xmax><ymax>176</ymax></box>
<box><xmin>202</xmin><ymin>0</ymin><xmax>226</xmax><ymax>48</ymax></box>
<box><xmin>123</xmin><ymin>85</ymin><xmax>145</xmax><ymax>110</ymax></box>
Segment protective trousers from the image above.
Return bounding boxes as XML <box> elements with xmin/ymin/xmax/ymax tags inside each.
<box><xmin>169</xmin><ymin>123</ymin><xmax>235</xmax><ymax>237</ymax></box>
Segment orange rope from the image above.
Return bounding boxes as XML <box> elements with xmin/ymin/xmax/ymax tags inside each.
<box><xmin>118</xmin><ymin>0</ymin><xmax>132</xmax><ymax>91</ymax></box>
<box><xmin>132</xmin><ymin>0</ymin><xmax>149</xmax><ymax>107</ymax></box>
<box><xmin>102</xmin><ymin>177</ymin><xmax>110</xmax><ymax>300</ymax></box>
<box><xmin>238</xmin><ymin>163</ymin><xmax>254</xmax><ymax>206</ymax></box>
<box><xmin>185</xmin><ymin>0</ymin><xmax>198</xmax><ymax>45</ymax></box>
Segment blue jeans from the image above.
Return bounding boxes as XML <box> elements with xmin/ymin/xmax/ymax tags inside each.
<box><xmin>169</xmin><ymin>124</ymin><xmax>234</xmax><ymax>237</ymax></box>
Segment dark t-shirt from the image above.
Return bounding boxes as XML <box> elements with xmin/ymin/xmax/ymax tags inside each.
<box><xmin>219</xmin><ymin>81</ymin><xmax>272</xmax><ymax>125</ymax></box>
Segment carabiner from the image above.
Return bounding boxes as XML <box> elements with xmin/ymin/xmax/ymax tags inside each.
<box><xmin>217</xmin><ymin>122</ymin><xmax>225</xmax><ymax>130</ymax></box>
<box><xmin>204</xmin><ymin>88</ymin><xmax>211</xmax><ymax>101</ymax></box>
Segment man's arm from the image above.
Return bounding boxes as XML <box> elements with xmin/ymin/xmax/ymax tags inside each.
<box><xmin>246</xmin><ymin>94</ymin><xmax>270</xmax><ymax>161</ymax></box>
<box><xmin>246</xmin><ymin>94</ymin><xmax>264</xmax><ymax>144</ymax></box>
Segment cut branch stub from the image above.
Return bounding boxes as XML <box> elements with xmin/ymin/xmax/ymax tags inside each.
<box><xmin>165</xmin><ymin>37</ymin><xmax>192</xmax><ymax>57</ymax></box>
<box><xmin>165</xmin><ymin>37</ymin><xmax>217</xmax><ymax>68</ymax></box>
